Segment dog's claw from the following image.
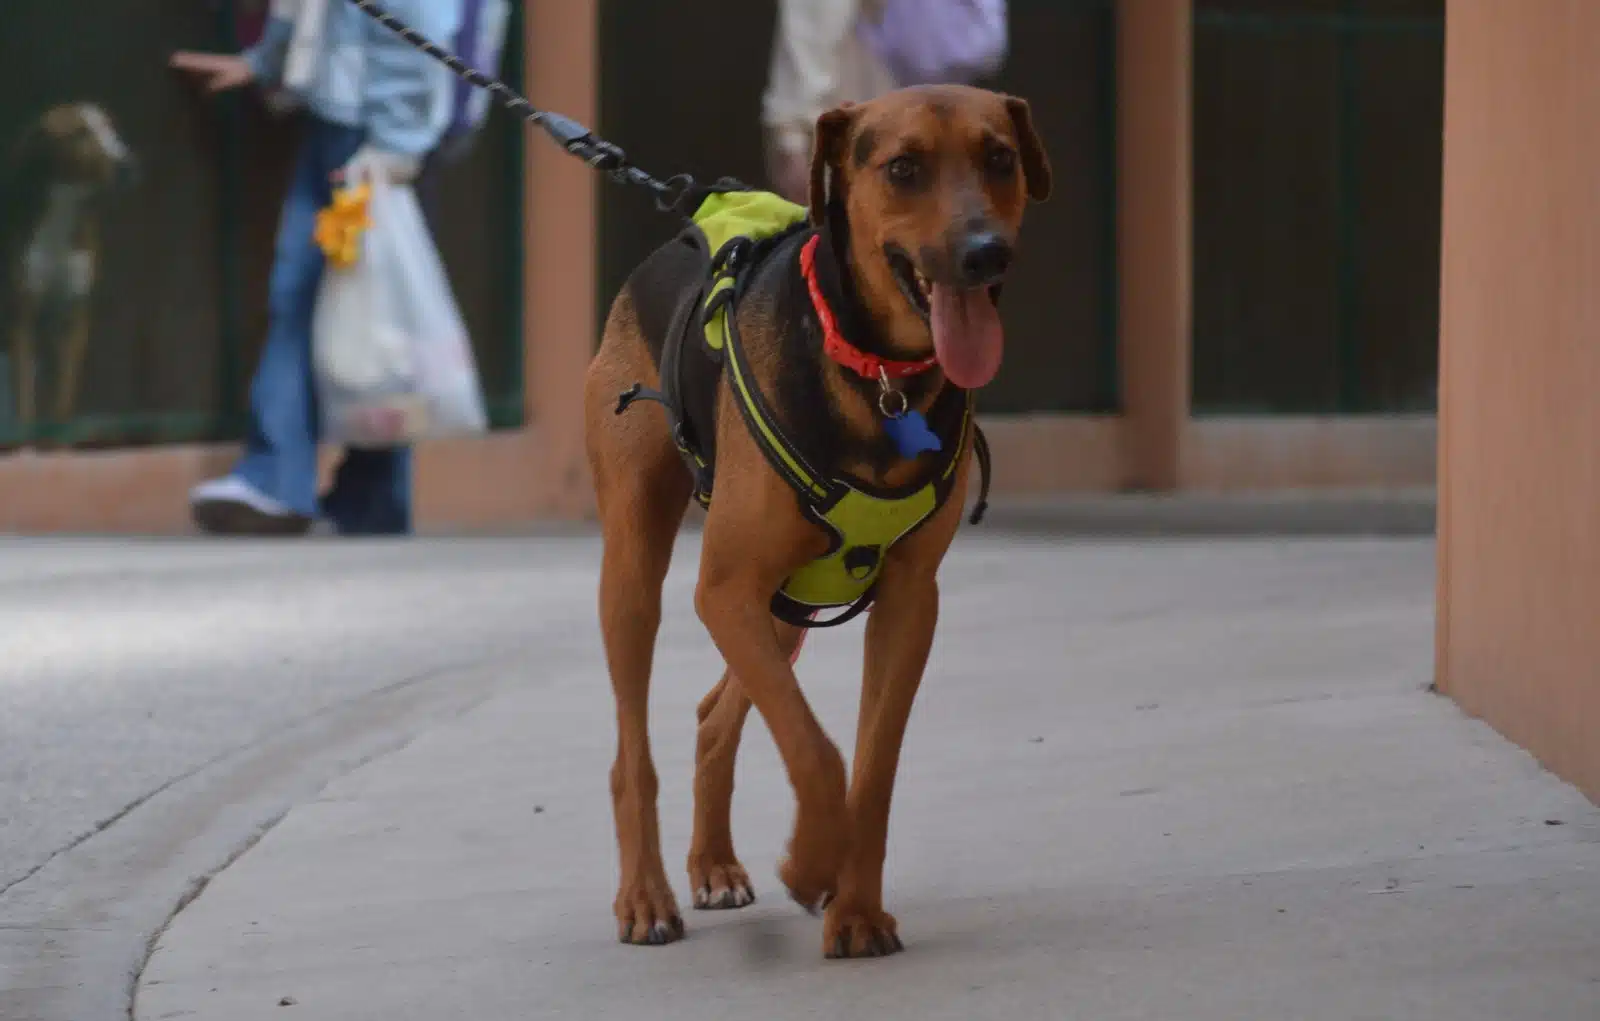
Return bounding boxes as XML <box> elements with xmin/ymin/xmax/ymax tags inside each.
<box><xmin>618</xmin><ymin>915</ymin><xmax>685</xmax><ymax>946</ymax></box>
<box><xmin>688</xmin><ymin>862</ymin><xmax>756</xmax><ymax>911</ymax></box>
<box><xmin>823</xmin><ymin>905</ymin><xmax>903</xmax><ymax>960</ymax></box>
<box><xmin>644</xmin><ymin>918</ymin><xmax>684</xmax><ymax>945</ymax></box>
<box><xmin>693</xmin><ymin>884</ymin><xmax>755</xmax><ymax>911</ymax></box>
<box><xmin>616</xmin><ymin>879</ymin><xmax>685</xmax><ymax>947</ymax></box>
<box><xmin>793</xmin><ymin>889</ymin><xmax>831</xmax><ymax>917</ymax></box>
<box><xmin>778</xmin><ymin>856</ymin><xmax>837</xmax><ymax>916</ymax></box>
<box><xmin>824</xmin><ymin>928</ymin><xmax>899</xmax><ymax>959</ymax></box>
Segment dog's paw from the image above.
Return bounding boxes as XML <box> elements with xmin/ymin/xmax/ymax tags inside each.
<box><xmin>823</xmin><ymin>902</ymin><xmax>903</xmax><ymax>960</ymax></box>
<box><xmin>777</xmin><ymin>854</ymin><xmax>838</xmax><ymax>916</ymax></box>
<box><xmin>614</xmin><ymin>874</ymin><xmax>686</xmax><ymax>946</ymax></box>
<box><xmin>689</xmin><ymin>860</ymin><xmax>756</xmax><ymax>911</ymax></box>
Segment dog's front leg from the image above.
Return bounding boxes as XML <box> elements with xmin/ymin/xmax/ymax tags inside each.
<box><xmin>695</xmin><ymin>553</ymin><xmax>849</xmax><ymax>914</ymax></box>
<box><xmin>825</xmin><ymin>458</ymin><xmax>969</xmax><ymax>960</ymax></box>
<box><xmin>822</xmin><ymin>563</ymin><xmax>939</xmax><ymax>959</ymax></box>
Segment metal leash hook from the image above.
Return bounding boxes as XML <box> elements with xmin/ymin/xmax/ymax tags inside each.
<box><xmin>344</xmin><ymin>0</ymin><xmax>700</xmax><ymax>213</ymax></box>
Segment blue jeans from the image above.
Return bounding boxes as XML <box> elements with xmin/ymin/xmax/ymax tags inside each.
<box><xmin>233</xmin><ymin>117</ymin><xmax>415</xmax><ymax>535</ymax></box>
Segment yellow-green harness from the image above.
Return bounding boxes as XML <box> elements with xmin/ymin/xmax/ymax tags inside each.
<box><xmin>618</xmin><ymin>190</ymin><xmax>990</xmax><ymax>628</ymax></box>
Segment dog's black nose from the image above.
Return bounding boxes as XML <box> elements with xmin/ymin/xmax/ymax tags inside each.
<box><xmin>957</xmin><ymin>233</ymin><xmax>1012</xmax><ymax>287</ymax></box>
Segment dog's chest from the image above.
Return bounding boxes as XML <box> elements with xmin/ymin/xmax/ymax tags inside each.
<box><xmin>23</xmin><ymin>185</ymin><xmax>96</xmax><ymax>300</ymax></box>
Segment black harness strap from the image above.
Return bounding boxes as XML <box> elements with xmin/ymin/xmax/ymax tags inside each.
<box><xmin>615</xmin><ymin>384</ymin><xmax>714</xmax><ymax>509</ymax></box>
<box><xmin>969</xmin><ymin>422</ymin><xmax>993</xmax><ymax>525</ymax></box>
<box><xmin>718</xmin><ymin>233</ymin><xmax>846</xmax><ymax>518</ymax></box>
<box><xmin>614</xmin><ymin>258</ymin><xmax>720</xmax><ymax>507</ymax></box>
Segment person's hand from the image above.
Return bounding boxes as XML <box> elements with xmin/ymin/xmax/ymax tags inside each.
<box><xmin>331</xmin><ymin>147</ymin><xmax>423</xmax><ymax>187</ymax></box>
<box><xmin>770</xmin><ymin>147</ymin><xmax>810</xmax><ymax>206</ymax></box>
<box><xmin>169</xmin><ymin>51</ymin><xmax>255</xmax><ymax>93</ymax></box>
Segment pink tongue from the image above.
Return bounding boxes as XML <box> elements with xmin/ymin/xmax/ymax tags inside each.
<box><xmin>930</xmin><ymin>284</ymin><xmax>1004</xmax><ymax>389</ymax></box>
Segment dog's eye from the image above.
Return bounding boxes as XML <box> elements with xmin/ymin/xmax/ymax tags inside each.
<box><xmin>885</xmin><ymin>155</ymin><xmax>921</xmax><ymax>187</ymax></box>
<box><xmin>985</xmin><ymin>146</ymin><xmax>1017</xmax><ymax>177</ymax></box>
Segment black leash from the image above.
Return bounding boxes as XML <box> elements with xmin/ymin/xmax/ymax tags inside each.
<box><xmin>345</xmin><ymin>0</ymin><xmax>701</xmax><ymax>213</ymax></box>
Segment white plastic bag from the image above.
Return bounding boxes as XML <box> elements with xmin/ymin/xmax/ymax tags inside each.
<box><xmin>312</xmin><ymin>170</ymin><xmax>488</xmax><ymax>448</ymax></box>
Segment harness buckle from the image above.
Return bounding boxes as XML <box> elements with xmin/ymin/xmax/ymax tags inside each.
<box><xmin>711</xmin><ymin>237</ymin><xmax>751</xmax><ymax>278</ymax></box>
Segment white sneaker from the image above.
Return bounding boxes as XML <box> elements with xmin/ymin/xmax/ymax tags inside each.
<box><xmin>189</xmin><ymin>475</ymin><xmax>311</xmax><ymax>536</ymax></box>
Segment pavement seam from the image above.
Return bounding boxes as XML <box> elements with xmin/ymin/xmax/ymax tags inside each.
<box><xmin>0</xmin><ymin>748</ymin><xmax>246</xmax><ymax>903</ymax></box>
<box><xmin>130</xmin><ymin>808</ymin><xmax>289</xmax><ymax>1020</ymax></box>
<box><xmin>0</xmin><ymin>655</ymin><xmax>494</xmax><ymax>904</ymax></box>
<box><xmin>124</xmin><ymin>654</ymin><xmax>532</xmax><ymax>1020</ymax></box>
<box><xmin>0</xmin><ymin>647</ymin><xmax>560</xmax><ymax>1021</ymax></box>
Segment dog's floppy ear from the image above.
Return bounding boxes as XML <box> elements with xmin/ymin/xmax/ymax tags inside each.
<box><xmin>808</xmin><ymin>103</ymin><xmax>858</xmax><ymax>224</ymax></box>
<box><xmin>1004</xmin><ymin>96</ymin><xmax>1052</xmax><ymax>202</ymax></box>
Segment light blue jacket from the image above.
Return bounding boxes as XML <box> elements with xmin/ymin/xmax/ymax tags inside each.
<box><xmin>245</xmin><ymin>0</ymin><xmax>464</xmax><ymax>157</ymax></box>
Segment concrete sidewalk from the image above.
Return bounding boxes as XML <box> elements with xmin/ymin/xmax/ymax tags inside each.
<box><xmin>135</xmin><ymin>536</ymin><xmax>1600</xmax><ymax>1021</ymax></box>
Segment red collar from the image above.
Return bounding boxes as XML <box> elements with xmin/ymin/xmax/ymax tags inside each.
<box><xmin>799</xmin><ymin>234</ymin><xmax>938</xmax><ymax>381</ymax></box>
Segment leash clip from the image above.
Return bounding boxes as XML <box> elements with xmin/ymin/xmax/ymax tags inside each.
<box><xmin>877</xmin><ymin>367</ymin><xmax>908</xmax><ymax>419</ymax></box>
<box><xmin>653</xmin><ymin>174</ymin><xmax>698</xmax><ymax>215</ymax></box>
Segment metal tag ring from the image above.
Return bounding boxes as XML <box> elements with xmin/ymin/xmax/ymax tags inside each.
<box><xmin>878</xmin><ymin>386</ymin><xmax>908</xmax><ymax>420</ymax></box>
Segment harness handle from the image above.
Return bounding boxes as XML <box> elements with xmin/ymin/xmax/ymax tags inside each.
<box><xmin>775</xmin><ymin>590</ymin><xmax>877</xmax><ymax>630</ymax></box>
<box><xmin>345</xmin><ymin>0</ymin><xmax>699</xmax><ymax>214</ymax></box>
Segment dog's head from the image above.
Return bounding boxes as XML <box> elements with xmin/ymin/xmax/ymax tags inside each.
<box><xmin>9</xmin><ymin>102</ymin><xmax>139</xmax><ymax>194</ymax></box>
<box><xmin>808</xmin><ymin>85</ymin><xmax>1050</xmax><ymax>389</ymax></box>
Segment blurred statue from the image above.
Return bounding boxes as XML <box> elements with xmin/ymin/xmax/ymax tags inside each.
<box><xmin>1</xmin><ymin>102</ymin><xmax>139</xmax><ymax>438</ymax></box>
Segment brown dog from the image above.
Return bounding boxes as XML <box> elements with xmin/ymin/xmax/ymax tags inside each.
<box><xmin>582</xmin><ymin>84</ymin><xmax>1049</xmax><ymax>959</ymax></box>
<box><xmin>2</xmin><ymin>102</ymin><xmax>137</xmax><ymax>433</ymax></box>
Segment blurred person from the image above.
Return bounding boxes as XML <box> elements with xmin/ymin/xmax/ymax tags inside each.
<box><xmin>761</xmin><ymin>0</ymin><xmax>1009</xmax><ymax>205</ymax></box>
<box><xmin>170</xmin><ymin>0</ymin><xmax>464</xmax><ymax>536</ymax></box>
<box><xmin>761</xmin><ymin>0</ymin><xmax>897</xmax><ymax>205</ymax></box>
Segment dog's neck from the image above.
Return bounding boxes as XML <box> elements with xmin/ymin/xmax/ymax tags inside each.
<box><xmin>762</xmin><ymin>207</ymin><xmax>958</xmax><ymax>485</ymax></box>
<box><xmin>813</xmin><ymin>205</ymin><xmax>946</xmax><ymax>412</ymax></box>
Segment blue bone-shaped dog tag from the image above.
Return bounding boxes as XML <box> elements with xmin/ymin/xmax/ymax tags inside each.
<box><xmin>884</xmin><ymin>409</ymin><xmax>942</xmax><ymax>458</ymax></box>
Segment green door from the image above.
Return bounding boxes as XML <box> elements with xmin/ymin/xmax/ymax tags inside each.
<box><xmin>1191</xmin><ymin>0</ymin><xmax>1445</xmax><ymax>414</ymax></box>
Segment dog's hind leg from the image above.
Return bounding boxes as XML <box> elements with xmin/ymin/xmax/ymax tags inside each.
<box><xmin>687</xmin><ymin>618</ymin><xmax>805</xmax><ymax>910</ymax></box>
<box><xmin>586</xmin><ymin>292</ymin><xmax>694</xmax><ymax>946</ymax></box>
